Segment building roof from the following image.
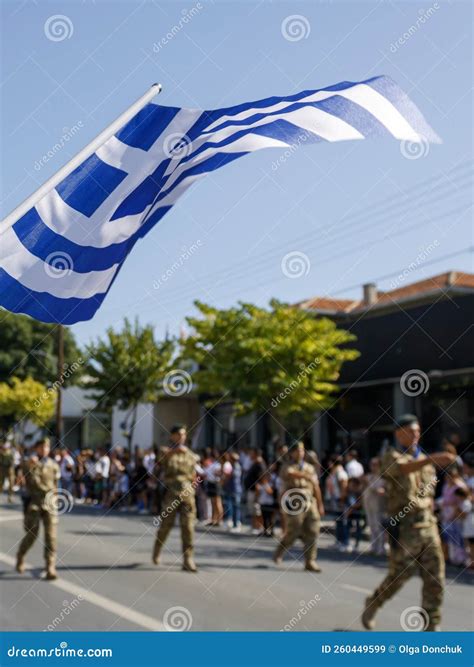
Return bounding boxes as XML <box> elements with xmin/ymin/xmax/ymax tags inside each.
<box><xmin>298</xmin><ymin>270</ymin><xmax>474</xmax><ymax>315</ymax></box>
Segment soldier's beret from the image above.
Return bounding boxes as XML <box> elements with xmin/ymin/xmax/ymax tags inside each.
<box><xmin>394</xmin><ymin>413</ymin><xmax>419</xmax><ymax>429</ymax></box>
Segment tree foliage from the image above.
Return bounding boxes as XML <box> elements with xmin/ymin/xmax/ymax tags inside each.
<box><xmin>84</xmin><ymin>318</ymin><xmax>175</xmax><ymax>412</ymax></box>
<box><xmin>0</xmin><ymin>311</ymin><xmax>81</xmax><ymax>385</ymax></box>
<box><xmin>0</xmin><ymin>376</ymin><xmax>56</xmax><ymax>434</ymax></box>
<box><xmin>181</xmin><ymin>300</ymin><xmax>359</xmax><ymax>419</ymax></box>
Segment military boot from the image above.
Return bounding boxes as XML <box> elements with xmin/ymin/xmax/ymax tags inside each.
<box><xmin>361</xmin><ymin>596</ymin><xmax>378</xmax><ymax>630</ymax></box>
<box><xmin>182</xmin><ymin>550</ymin><xmax>198</xmax><ymax>572</ymax></box>
<box><xmin>45</xmin><ymin>557</ymin><xmax>57</xmax><ymax>581</ymax></box>
<box><xmin>305</xmin><ymin>560</ymin><xmax>322</xmax><ymax>572</ymax></box>
<box><xmin>16</xmin><ymin>553</ymin><xmax>25</xmax><ymax>574</ymax></box>
<box><xmin>152</xmin><ymin>540</ymin><xmax>162</xmax><ymax>565</ymax></box>
<box><xmin>273</xmin><ymin>543</ymin><xmax>285</xmax><ymax>566</ymax></box>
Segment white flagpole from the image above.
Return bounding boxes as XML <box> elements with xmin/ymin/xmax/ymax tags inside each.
<box><xmin>1</xmin><ymin>83</ymin><xmax>162</xmax><ymax>230</ymax></box>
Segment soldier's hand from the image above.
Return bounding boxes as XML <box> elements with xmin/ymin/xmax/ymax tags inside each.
<box><xmin>430</xmin><ymin>452</ymin><xmax>457</xmax><ymax>468</ymax></box>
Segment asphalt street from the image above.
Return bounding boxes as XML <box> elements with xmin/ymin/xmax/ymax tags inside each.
<box><xmin>0</xmin><ymin>501</ymin><xmax>471</xmax><ymax>632</ymax></box>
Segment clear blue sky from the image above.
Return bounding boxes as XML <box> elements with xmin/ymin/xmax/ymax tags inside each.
<box><xmin>1</xmin><ymin>0</ymin><xmax>472</xmax><ymax>347</ymax></box>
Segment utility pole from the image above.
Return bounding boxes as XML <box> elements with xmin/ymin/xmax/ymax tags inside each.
<box><xmin>56</xmin><ymin>324</ymin><xmax>64</xmax><ymax>446</ymax></box>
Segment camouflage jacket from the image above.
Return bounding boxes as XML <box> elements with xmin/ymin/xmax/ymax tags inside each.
<box><xmin>23</xmin><ymin>457</ymin><xmax>60</xmax><ymax>509</ymax></box>
<box><xmin>381</xmin><ymin>447</ymin><xmax>437</xmax><ymax>527</ymax></box>
<box><xmin>159</xmin><ymin>447</ymin><xmax>199</xmax><ymax>495</ymax></box>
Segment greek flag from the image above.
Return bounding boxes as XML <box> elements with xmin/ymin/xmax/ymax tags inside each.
<box><xmin>0</xmin><ymin>75</ymin><xmax>439</xmax><ymax>324</ymax></box>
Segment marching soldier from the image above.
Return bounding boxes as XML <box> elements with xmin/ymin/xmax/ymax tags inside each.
<box><xmin>152</xmin><ymin>424</ymin><xmax>200</xmax><ymax>572</ymax></box>
<box><xmin>273</xmin><ymin>441</ymin><xmax>325</xmax><ymax>572</ymax></box>
<box><xmin>16</xmin><ymin>438</ymin><xmax>61</xmax><ymax>580</ymax></box>
<box><xmin>362</xmin><ymin>414</ymin><xmax>456</xmax><ymax>631</ymax></box>
<box><xmin>0</xmin><ymin>441</ymin><xmax>15</xmax><ymax>503</ymax></box>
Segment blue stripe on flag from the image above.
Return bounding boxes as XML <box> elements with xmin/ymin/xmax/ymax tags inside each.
<box><xmin>56</xmin><ymin>154</ymin><xmax>128</xmax><ymax>217</ymax></box>
<box><xmin>13</xmin><ymin>209</ymin><xmax>129</xmax><ymax>272</ymax></box>
<box><xmin>0</xmin><ymin>267</ymin><xmax>106</xmax><ymax>325</ymax></box>
<box><xmin>116</xmin><ymin>103</ymin><xmax>181</xmax><ymax>150</ymax></box>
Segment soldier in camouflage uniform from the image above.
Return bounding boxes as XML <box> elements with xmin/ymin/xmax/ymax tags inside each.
<box><xmin>274</xmin><ymin>441</ymin><xmax>325</xmax><ymax>572</ymax></box>
<box><xmin>152</xmin><ymin>425</ymin><xmax>200</xmax><ymax>572</ymax></box>
<box><xmin>0</xmin><ymin>441</ymin><xmax>15</xmax><ymax>503</ymax></box>
<box><xmin>362</xmin><ymin>414</ymin><xmax>456</xmax><ymax>631</ymax></box>
<box><xmin>16</xmin><ymin>438</ymin><xmax>61</xmax><ymax>580</ymax></box>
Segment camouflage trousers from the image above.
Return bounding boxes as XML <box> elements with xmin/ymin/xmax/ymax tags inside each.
<box><xmin>367</xmin><ymin>524</ymin><xmax>444</xmax><ymax>628</ymax></box>
<box><xmin>17</xmin><ymin>506</ymin><xmax>58</xmax><ymax>564</ymax></box>
<box><xmin>276</xmin><ymin>503</ymin><xmax>320</xmax><ymax>563</ymax></box>
<box><xmin>0</xmin><ymin>467</ymin><xmax>14</xmax><ymax>501</ymax></box>
<box><xmin>153</xmin><ymin>492</ymin><xmax>196</xmax><ymax>557</ymax></box>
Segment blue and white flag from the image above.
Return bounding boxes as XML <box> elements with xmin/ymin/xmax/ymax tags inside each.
<box><xmin>0</xmin><ymin>75</ymin><xmax>439</xmax><ymax>324</ymax></box>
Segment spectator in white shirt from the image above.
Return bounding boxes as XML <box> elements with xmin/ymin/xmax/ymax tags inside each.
<box><xmin>59</xmin><ymin>447</ymin><xmax>75</xmax><ymax>493</ymax></box>
<box><xmin>345</xmin><ymin>449</ymin><xmax>365</xmax><ymax>479</ymax></box>
<box><xmin>95</xmin><ymin>447</ymin><xmax>111</xmax><ymax>506</ymax></box>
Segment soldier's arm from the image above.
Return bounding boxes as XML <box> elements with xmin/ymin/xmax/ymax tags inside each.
<box><xmin>398</xmin><ymin>452</ymin><xmax>456</xmax><ymax>475</ymax></box>
<box><xmin>312</xmin><ymin>477</ymin><xmax>325</xmax><ymax>517</ymax></box>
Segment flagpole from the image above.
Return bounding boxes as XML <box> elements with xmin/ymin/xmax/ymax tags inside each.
<box><xmin>1</xmin><ymin>83</ymin><xmax>163</xmax><ymax>230</ymax></box>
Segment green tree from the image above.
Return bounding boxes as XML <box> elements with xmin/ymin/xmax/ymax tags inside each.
<box><xmin>181</xmin><ymin>300</ymin><xmax>359</xmax><ymax>435</ymax></box>
<box><xmin>0</xmin><ymin>376</ymin><xmax>56</xmax><ymax>437</ymax></box>
<box><xmin>0</xmin><ymin>311</ymin><xmax>81</xmax><ymax>385</ymax></box>
<box><xmin>84</xmin><ymin>319</ymin><xmax>174</xmax><ymax>449</ymax></box>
